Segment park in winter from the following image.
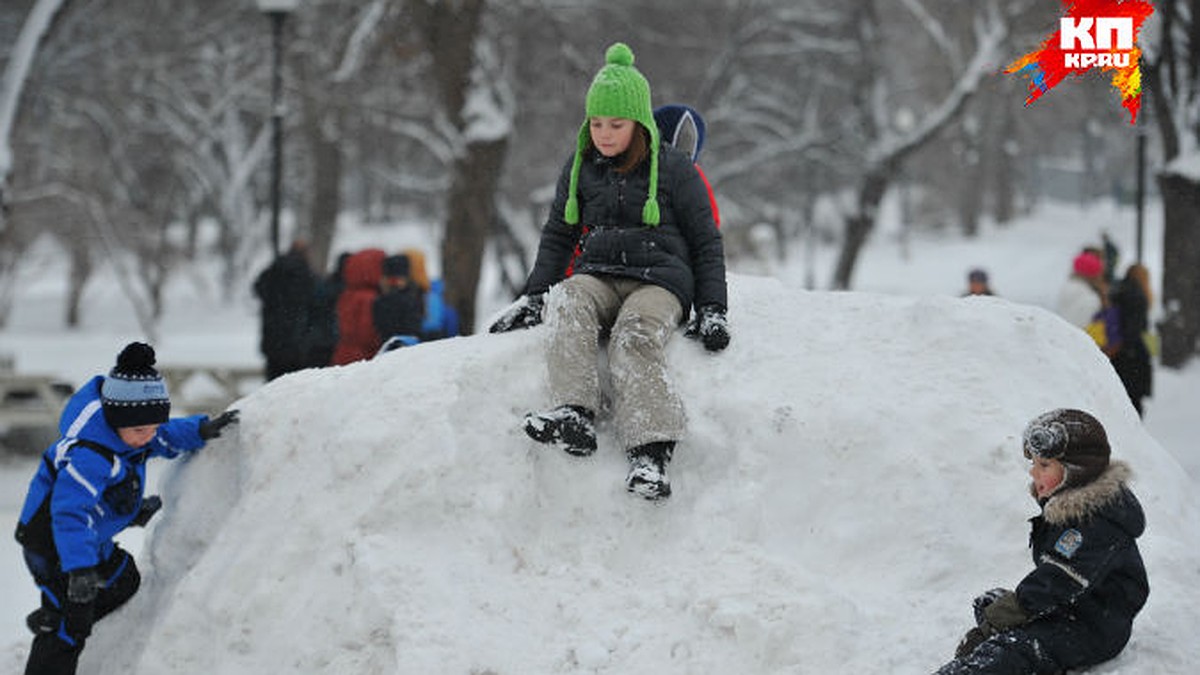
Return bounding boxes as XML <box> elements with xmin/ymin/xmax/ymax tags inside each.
<box><xmin>2</xmin><ymin>1</ymin><xmax>1199</xmax><ymax>673</ymax></box>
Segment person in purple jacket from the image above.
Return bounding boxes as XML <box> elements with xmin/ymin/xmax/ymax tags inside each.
<box><xmin>13</xmin><ymin>342</ymin><xmax>238</xmax><ymax>675</ymax></box>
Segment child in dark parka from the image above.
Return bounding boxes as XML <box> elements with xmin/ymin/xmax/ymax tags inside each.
<box><xmin>936</xmin><ymin>408</ymin><xmax>1148</xmax><ymax>675</ymax></box>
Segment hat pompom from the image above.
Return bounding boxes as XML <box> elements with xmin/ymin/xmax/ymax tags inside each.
<box><xmin>115</xmin><ymin>342</ymin><xmax>157</xmax><ymax>373</ymax></box>
<box><xmin>606</xmin><ymin>42</ymin><xmax>634</xmax><ymax>67</ymax></box>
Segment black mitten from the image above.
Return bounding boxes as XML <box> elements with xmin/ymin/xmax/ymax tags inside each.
<box><xmin>489</xmin><ymin>294</ymin><xmax>544</xmax><ymax>333</ymax></box>
<box><xmin>64</xmin><ymin>567</ymin><xmax>103</xmax><ymax>640</ymax></box>
<box><xmin>67</xmin><ymin>568</ymin><xmax>103</xmax><ymax>604</ymax></box>
<box><xmin>199</xmin><ymin>410</ymin><xmax>240</xmax><ymax>440</ymax></box>
<box><xmin>694</xmin><ymin>304</ymin><xmax>730</xmax><ymax>352</ymax></box>
<box><xmin>130</xmin><ymin>495</ymin><xmax>163</xmax><ymax>527</ymax></box>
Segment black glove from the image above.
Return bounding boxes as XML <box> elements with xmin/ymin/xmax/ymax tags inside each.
<box><xmin>64</xmin><ymin>569</ymin><xmax>100</xmax><ymax>640</ymax></box>
<box><xmin>981</xmin><ymin>590</ymin><xmax>1030</xmax><ymax>631</ymax></box>
<box><xmin>689</xmin><ymin>305</ymin><xmax>729</xmax><ymax>352</ymax></box>
<box><xmin>130</xmin><ymin>495</ymin><xmax>162</xmax><ymax>527</ymax></box>
<box><xmin>67</xmin><ymin>568</ymin><xmax>103</xmax><ymax>605</ymax></box>
<box><xmin>489</xmin><ymin>294</ymin><xmax>544</xmax><ymax>333</ymax></box>
<box><xmin>199</xmin><ymin>409</ymin><xmax>240</xmax><ymax>440</ymax></box>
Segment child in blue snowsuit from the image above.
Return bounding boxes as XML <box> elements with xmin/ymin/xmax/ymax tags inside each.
<box><xmin>13</xmin><ymin>342</ymin><xmax>238</xmax><ymax>675</ymax></box>
<box><xmin>936</xmin><ymin>408</ymin><xmax>1148</xmax><ymax>674</ymax></box>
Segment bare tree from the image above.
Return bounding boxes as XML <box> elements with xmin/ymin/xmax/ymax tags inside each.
<box><xmin>0</xmin><ymin>0</ymin><xmax>1156</xmax><ymax>330</ymax></box>
<box><xmin>0</xmin><ymin>0</ymin><xmax>69</xmax><ymax>325</ymax></box>
<box><xmin>406</xmin><ymin>0</ymin><xmax>513</xmax><ymax>334</ymax></box>
<box><xmin>829</xmin><ymin>0</ymin><xmax>1007</xmax><ymax>289</ymax></box>
<box><xmin>1143</xmin><ymin>0</ymin><xmax>1200</xmax><ymax>367</ymax></box>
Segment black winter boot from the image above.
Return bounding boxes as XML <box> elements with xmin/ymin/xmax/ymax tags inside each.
<box><xmin>26</xmin><ymin>607</ymin><xmax>60</xmax><ymax>635</ymax></box>
<box><xmin>523</xmin><ymin>405</ymin><xmax>597</xmax><ymax>456</ymax></box>
<box><xmin>625</xmin><ymin>441</ymin><xmax>674</xmax><ymax>500</ymax></box>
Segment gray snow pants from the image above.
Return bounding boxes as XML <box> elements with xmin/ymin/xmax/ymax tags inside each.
<box><xmin>543</xmin><ymin>274</ymin><xmax>685</xmax><ymax>451</ymax></box>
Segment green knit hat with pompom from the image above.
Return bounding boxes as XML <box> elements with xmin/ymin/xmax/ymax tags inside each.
<box><xmin>564</xmin><ymin>42</ymin><xmax>661</xmax><ymax>226</ymax></box>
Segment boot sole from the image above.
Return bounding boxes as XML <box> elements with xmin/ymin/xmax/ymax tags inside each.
<box><xmin>523</xmin><ymin>415</ymin><xmax>597</xmax><ymax>457</ymax></box>
<box><xmin>627</xmin><ymin>478</ymin><xmax>671</xmax><ymax>500</ymax></box>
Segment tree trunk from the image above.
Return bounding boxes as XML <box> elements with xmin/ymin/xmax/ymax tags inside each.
<box><xmin>65</xmin><ymin>242</ymin><xmax>90</xmax><ymax>327</ymax></box>
<box><xmin>832</xmin><ymin>170</ymin><xmax>890</xmax><ymax>290</ymax></box>
<box><xmin>442</xmin><ymin>137</ymin><xmax>507</xmax><ymax>333</ymax></box>
<box><xmin>410</xmin><ymin>0</ymin><xmax>509</xmax><ymax>333</ymax></box>
<box><xmin>958</xmin><ymin>123</ymin><xmax>984</xmax><ymax>237</ymax></box>
<box><xmin>990</xmin><ymin>99</ymin><xmax>1018</xmax><ymax>225</ymax></box>
<box><xmin>306</xmin><ymin>117</ymin><xmax>341</xmax><ymax>274</ymax></box>
<box><xmin>1157</xmin><ymin>172</ymin><xmax>1200</xmax><ymax>368</ymax></box>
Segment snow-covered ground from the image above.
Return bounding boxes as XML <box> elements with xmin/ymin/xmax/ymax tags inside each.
<box><xmin>1</xmin><ymin>199</ymin><xmax>1197</xmax><ymax>673</ymax></box>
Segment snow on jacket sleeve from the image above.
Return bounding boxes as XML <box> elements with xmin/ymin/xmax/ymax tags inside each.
<box><xmin>50</xmin><ymin>447</ymin><xmax>118</xmax><ymax>571</ymax></box>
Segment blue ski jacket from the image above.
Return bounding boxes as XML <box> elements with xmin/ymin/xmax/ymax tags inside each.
<box><xmin>16</xmin><ymin>375</ymin><xmax>207</xmax><ymax>572</ymax></box>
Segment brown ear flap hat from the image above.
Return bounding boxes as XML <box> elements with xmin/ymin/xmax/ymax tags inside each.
<box><xmin>1022</xmin><ymin>408</ymin><xmax>1110</xmax><ymax>491</ymax></box>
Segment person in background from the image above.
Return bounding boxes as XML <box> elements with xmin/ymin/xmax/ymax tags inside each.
<box><xmin>936</xmin><ymin>408</ymin><xmax>1147</xmax><ymax>674</ymax></box>
<box><xmin>1108</xmin><ymin>263</ymin><xmax>1154</xmax><ymax>416</ymax></box>
<box><xmin>372</xmin><ymin>254</ymin><xmax>425</xmax><ymax>346</ymax></box>
<box><xmin>331</xmin><ymin>248</ymin><xmax>386</xmax><ymax>366</ymax></box>
<box><xmin>306</xmin><ymin>251</ymin><xmax>349</xmax><ymax>369</ymax></box>
<box><xmin>402</xmin><ymin>249</ymin><xmax>460</xmax><ymax>342</ymax></box>
<box><xmin>1054</xmin><ymin>249</ymin><xmax>1107</xmax><ymax>331</ymax></box>
<box><xmin>14</xmin><ymin>342</ymin><xmax>239</xmax><ymax>675</ymax></box>
<box><xmin>489</xmin><ymin>42</ymin><xmax>729</xmax><ymax>501</ymax></box>
<box><xmin>653</xmin><ymin>104</ymin><xmax>720</xmax><ymax>228</ymax></box>
<box><xmin>252</xmin><ymin>240</ymin><xmax>316</xmax><ymax>380</ymax></box>
<box><xmin>963</xmin><ymin>268</ymin><xmax>994</xmax><ymax>296</ymax></box>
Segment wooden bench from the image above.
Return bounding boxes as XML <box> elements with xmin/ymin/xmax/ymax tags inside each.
<box><xmin>0</xmin><ymin>364</ymin><xmax>262</xmax><ymax>454</ymax></box>
<box><xmin>0</xmin><ymin>373</ymin><xmax>74</xmax><ymax>453</ymax></box>
<box><xmin>158</xmin><ymin>364</ymin><xmax>264</xmax><ymax>416</ymax></box>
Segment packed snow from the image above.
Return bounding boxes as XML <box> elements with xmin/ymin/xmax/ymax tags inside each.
<box><xmin>1</xmin><ymin>199</ymin><xmax>1198</xmax><ymax>674</ymax></box>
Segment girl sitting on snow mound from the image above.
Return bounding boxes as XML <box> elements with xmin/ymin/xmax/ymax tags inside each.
<box><xmin>489</xmin><ymin>42</ymin><xmax>728</xmax><ymax>500</ymax></box>
<box><xmin>936</xmin><ymin>408</ymin><xmax>1148</xmax><ymax>674</ymax></box>
<box><xmin>14</xmin><ymin>342</ymin><xmax>239</xmax><ymax>675</ymax></box>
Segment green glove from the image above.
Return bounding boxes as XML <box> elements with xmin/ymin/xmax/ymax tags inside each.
<box><xmin>982</xmin><ymin>590</ymin><xmax>1030</xmax><ymax>630</ymax></box>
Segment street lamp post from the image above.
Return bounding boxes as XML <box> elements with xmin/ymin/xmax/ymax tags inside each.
<box><xmin>256</xmin><ymin>0</ymin><xmax>299</xmax><ymax>257</ymax></box>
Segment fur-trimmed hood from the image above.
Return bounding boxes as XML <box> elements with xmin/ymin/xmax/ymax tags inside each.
<box><xmin>1035</xmin><ymin>461</ymin><xmax>1143</xmax><ymax>534</ymax></box>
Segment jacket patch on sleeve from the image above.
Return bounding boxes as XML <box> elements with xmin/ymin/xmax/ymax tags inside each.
<box><xmin>1054</xmin><ymin>528</ymin><xmax>1083</xmax><ymax>558</ymax></box>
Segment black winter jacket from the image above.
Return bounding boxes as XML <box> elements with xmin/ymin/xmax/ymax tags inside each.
<box><xmin>254</xmin><ymin>250</ymin><xmax>316</xmax><ymax>358</ymax></box>
<box><xmin>524</xmin><ymin>143</ymin><xmax>726</xmax><ymax>316</ymax></box>
<box><xmin>1017</xmin><ymin>461</ymin><xmax>1148</xmax><ymax>660</ymax></box>
<box><xmin>1109</xmin><ymin>279</ymin><xmax>1153</xmax><ymax>401</ymax></box>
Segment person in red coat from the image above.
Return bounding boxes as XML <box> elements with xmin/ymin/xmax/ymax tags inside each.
<box><xmin>330</xmin><ymin>248</ymin><xmax>386</xmax><ymax>365</ymax></box>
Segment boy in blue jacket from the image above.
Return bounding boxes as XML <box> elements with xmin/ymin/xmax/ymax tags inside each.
<box><xmin>13</xmin><ymin>342</ymin><xmax>238</xmax><ymax>675</ymax></box>
<box><xmin>936</xmin><ymin>408</ymin><xmax>1148</xmax><ymax>674</ymax></box>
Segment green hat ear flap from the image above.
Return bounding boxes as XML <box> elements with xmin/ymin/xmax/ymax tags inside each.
<box><xmin>564</xmin><ymin>122</ymin><xmax>590</xmax><ymax>225</ymax></box>
<box><xmin>642</xmin><ymin>126</ymin><xmax>660</xmax><ymax>225</ymax></box>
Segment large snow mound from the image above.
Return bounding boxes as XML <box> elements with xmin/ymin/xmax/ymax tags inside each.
<box><xmin>73</xmin><ymin>276</ymin><xmax>1200</xmax><ymax>674</ymax></box>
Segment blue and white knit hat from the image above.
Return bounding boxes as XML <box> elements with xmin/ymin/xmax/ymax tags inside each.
<box><xmin>101</xmin><ymin>342</ymin><xmax>170</xmax><ymax>429</ymax></box>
